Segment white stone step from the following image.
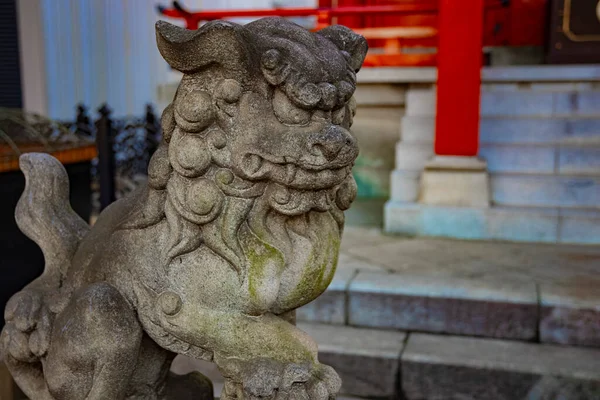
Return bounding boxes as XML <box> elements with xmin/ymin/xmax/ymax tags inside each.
<box><xmin>401</xmin><ymin>116</ymin><xmax>600</xmax><ymax>146</ymax></box>
<box><xmin>480</xmin><ymin>117</ymin><xmax>600</xmax><ymax>146</ymax></box>
<box><xmin>394</xmin><ymin>141</ymin><xmax>600</xmax><ymax>176</ymax></box>
<box><xmin>406</xmin><ymin>88</ymin><xmax>600</xmax><ymax>117</ymax></box>
<box><xmin>491</xmin><ymin>174</ymin><xmax>600</xmax><ymax>208</ymax></box>
<box><xmin>481</xmin><ymin>145</ymin><xmax>600</xmax><ymax>175</ymax></box>
<box><xmin>384</xmin><ymin>202</ymin><xmax>600</xmax><ymax>244</ymax></box>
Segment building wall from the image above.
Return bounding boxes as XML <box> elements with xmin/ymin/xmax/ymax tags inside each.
<box><xmin>17</xmin><ymin>0</ymin><xmax>315</xmax><ymax>119</ymax></box>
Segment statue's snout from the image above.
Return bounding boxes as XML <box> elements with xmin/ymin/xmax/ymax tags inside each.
<box><xmin>308</xmin><ymin>125</ymin><xmax>358</xmax><ymax>163</ymax></box>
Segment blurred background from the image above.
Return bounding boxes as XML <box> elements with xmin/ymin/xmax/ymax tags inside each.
<box><xmin>1</xmin><ymin>0</ymin><xmax>600</xmax><ymax>399</ymax></box>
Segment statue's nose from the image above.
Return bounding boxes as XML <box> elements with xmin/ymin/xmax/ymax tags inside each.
<box><xmin>308</xmin><ymin>125</ymin><xmax>355</xmax><ymax>162</ymax></box>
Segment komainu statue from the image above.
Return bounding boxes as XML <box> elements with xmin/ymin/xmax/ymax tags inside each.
<box><xmin>1</xmin><ymin>17</ymin><xmax>366</xmax><ymax>400</ymax></box>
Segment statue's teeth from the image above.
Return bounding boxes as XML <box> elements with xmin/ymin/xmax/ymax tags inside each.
<box><xmin>285</xmin><ymin>163</ymin><xmax>297</xmax><ymax>184</ymax></box>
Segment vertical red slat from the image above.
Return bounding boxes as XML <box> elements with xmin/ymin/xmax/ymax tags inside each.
<box><xmin>434</xmin><ymin>0</ymin><xmax>484</xmax><ymax>156</ymax></box>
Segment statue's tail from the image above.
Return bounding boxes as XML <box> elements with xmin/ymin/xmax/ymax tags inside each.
<box><xmin>16</xmin><ymin>153</ymin><xmax>90</xmax><ymax>288</ymax></box>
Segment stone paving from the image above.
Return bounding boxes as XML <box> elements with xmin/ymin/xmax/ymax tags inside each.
<box><xmin>339</xmin><ymin>227</ymin><xmax>600</xmax><ymax>286</ymax></box>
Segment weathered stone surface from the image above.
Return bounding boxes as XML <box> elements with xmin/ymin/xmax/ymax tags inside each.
<box><xmin>296</xmin><ymin>267</ymin><xmax>355</xmax><ymax>325</ymax></box>
<box><xmin>560</xmin><ymin>209</ymin><xmax>600</xmax><ymax>244</ymax></box>
<box><xmin>540</xmin><ymin>283</ymin><xmax>600</xmax><ymax>347</ymax></box>
<box><xmin>173</xmin><ymin>324</ymin><xmax>405</xmax><ymax>399</ymax></box>
<box><xmin>386</xmin><ymin>202</ymin><xmax>595</xmax><ymax>243</ymax></box>
<box><xmin>479</xmin><ymin>145</ymin><xmax>556</xmax><ymax>174</ymax></box>
<box><xmin>402</xmin><ymin>333</ymin><xmax>600</xmax><ymax>400</ymax></box>
<box><xmin>299</xmin><ymin>323</ymin><xmax>405</xmax><ymax>399</ymax></box>
<box><xmin>491</xmin><ymin>174</ymin><xmax>600</xmax><ymax>208</ymax></box>
<box><xmin>349</xmin><ymin>272</ymin><xmax>538</xmax><ymax>339</ymax></box>
<box><xmin>1</xmin><ymin>18</ymin><xmax>366</xmax><ymax>400</ymax></box>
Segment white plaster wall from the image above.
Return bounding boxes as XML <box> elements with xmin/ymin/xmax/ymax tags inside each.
<box><xmin>20</xmin><ymin>0</ymin><xmax>316</xmax><ymax>119</ymax></box>
<box><xmin>17</xmin><ymin>0</ymin><xmax>48</xmax><ymax>116</ymax></box>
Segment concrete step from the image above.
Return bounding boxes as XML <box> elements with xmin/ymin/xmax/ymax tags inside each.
<box><xmin>172</xmin><ymin>324</ymin><xmax>600</xmax><ymax>400</ymax></box>
<box><xmin>391</xmin><ymin>141</ymin><xmax>600</xmax><ymax>183</ymax></box>
<box><xmin>299</xmin><ymin>323</ymin><xmax>406</xmax><ymax>399</ymax></box>
<box><xmin>300</xmin><ymin>240</ymin><xmax>600</xmax><ymax>344</ymax></box>
<box><xmin>402</xmin><ymin>333</ymin><xmax>600</xmax><ymax>400</ymax></box>
<box><xmin>481</xmin><ymin>144</ymin><xmax>600</xmax><ymax>175</ymax></box>
<box><xmin>491</xmin><ymin>174</ymin><xmax>600</xmax><ymax>208</ymax></box>
<box><xmin>347</xmin><ymin>270</ymin><xmax>539</xmax><ymax>340</ymax></box>
<box><xmin>402</xmin><ymin>116</ymin><xmax>600</xmax><ymax>146</ymax></box>
<box><xmin>384</xmin><ymin>201</ymin><xmax>600</xmax><ymax>244</ymax></box>
<box><xmin>406</xmin><ymin>88</ymin><xmax>600</xmax><ymax>117</ymax></box>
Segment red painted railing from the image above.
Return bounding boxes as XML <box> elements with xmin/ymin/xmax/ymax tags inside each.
<box><xmin>157</xmin><ymin>1</ymin><xmax>547</xmax><ymax>67</ymax></box>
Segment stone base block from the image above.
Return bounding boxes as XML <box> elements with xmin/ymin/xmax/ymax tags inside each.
<box><xmin>420</xmin><ymin>156</ymin><xmax>490</xmax><ymax>207</ymax></box>
<box><xmin>299</xmin><ymin>323</ymin><xmax>406</xmax><ymax>399</ymax></box>
<box><xmin>348</xmin><ymin>272</ymin><xmax>538</xmax><ymax>340</ymax></box>
<box><xmin>401</xmin><ymin>333</ymin><xmax>600</xmax><ymax>400</ymax></box>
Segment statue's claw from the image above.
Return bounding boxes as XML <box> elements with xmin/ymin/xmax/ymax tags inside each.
<box><xmin>219</xmin><ymin>358</ymin><xmax>340</xmax><ymax>400</ymax></box>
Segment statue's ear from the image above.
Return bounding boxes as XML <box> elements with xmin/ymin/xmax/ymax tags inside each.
<box><xmin>317</xmin><ymin>25</ymin><xmax>368</xmax><ymax>72</ymax></box>
<box><xmin>156</xmin><ymin>20</ymin><xmax>251</xmax><ymax>74</ymax></box>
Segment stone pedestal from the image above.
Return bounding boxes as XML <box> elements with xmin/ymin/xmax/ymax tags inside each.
<box><xmin>420</xmin><ymin>156</ymin><xmax>490</xmax><ymax>207</ymax></box>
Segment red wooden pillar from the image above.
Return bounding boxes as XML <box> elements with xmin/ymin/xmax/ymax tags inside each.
<box><xmin>434</xmin><ymin>0</ymin><xmax>484</xmax><ymax>156</ymax></box>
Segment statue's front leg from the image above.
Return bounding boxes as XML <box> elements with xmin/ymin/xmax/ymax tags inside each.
<box><xmin>158</xmin><ymin>307</ymin><xmax>340</xmax><ymax>399</ymax></box>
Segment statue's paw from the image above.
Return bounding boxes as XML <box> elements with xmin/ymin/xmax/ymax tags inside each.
<box><xmin>2</xmin><ymin>290</ymin><xmax>52</xmax><ymax>360</ymax></box>
<box><xmin>301</xmin><ymin>364</ymin><xmax>341</xmax><ymax>400</ymax></box>
<box><xmin>219</xmin><ymin>359</ymin><xmax>340</xmax><ymax>400</ymax></box>
<box><xmin>1</xmin><ymin>323</ymin><xmax>36</xmax><ymax>362</ymax></box>
<box><xmin>4</xmin><ymin>290</ymin><xmax>43</xmax><ymax>332</ymax></box>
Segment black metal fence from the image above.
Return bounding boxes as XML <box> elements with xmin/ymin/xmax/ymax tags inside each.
<box><xmin>62</xmin><ymin>103</ymin><xmax>161</xmax><ymax>213</ymax></box>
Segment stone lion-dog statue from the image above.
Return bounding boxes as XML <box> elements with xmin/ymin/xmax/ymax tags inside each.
<box><xmin>1</xmin><ymin>17</ymin><xmax>366</xmax><ymax>400</ymax></box>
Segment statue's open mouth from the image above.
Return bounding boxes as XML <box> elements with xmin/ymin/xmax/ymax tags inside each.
<box><xmin>239</xmin><ymin>153</ymin><xmax>354</xmax><ymax>191</ymax></box>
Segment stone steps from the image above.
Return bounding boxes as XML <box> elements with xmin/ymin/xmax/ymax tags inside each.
<box><xmin>298</xmin><ymin>257</ymin><xmax>600</xmax><ymax>346</ymax></box>
<box><xmin>491</xmin><ymin>174</ymin><xmax>600</xmax><ymax>208</ymax></box>
<box><xmin>172</xmin><ymin>323</ymin><xmax>600</xmax><ymax>399</ymax></box>
<box><xmin>395</xmin><ymin>114</ymin><xmax>600</xmax><ymax>217</ymax></box>
<box><xmin>406</xmin><ymin>88</ymin><xmax>600</xmax><ymax>118</ymax></box>
<box><xmin>400</xmin><ymin>116</ymin><xmax>600</xmax><ymax>178</ymax></box>
<box><xmin>403</xmin><ymin>116</ymin><xmax>600</xmax><ymax>146</ymax></box>
<box><xmin>401</xmin><ymin>331</ymin><xmax>600</xmax><ymax>400</ymax></box>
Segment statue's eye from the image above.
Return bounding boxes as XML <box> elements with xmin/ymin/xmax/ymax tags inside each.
<box><xmin>332</xmin><ymin>107</ymin><xmax>345</xmax><ymax>125</ymax></box>
<box><xmin>273</xmin><ymin>89</ymin><xmax>311</xmax><ymax>125</ymax></box>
